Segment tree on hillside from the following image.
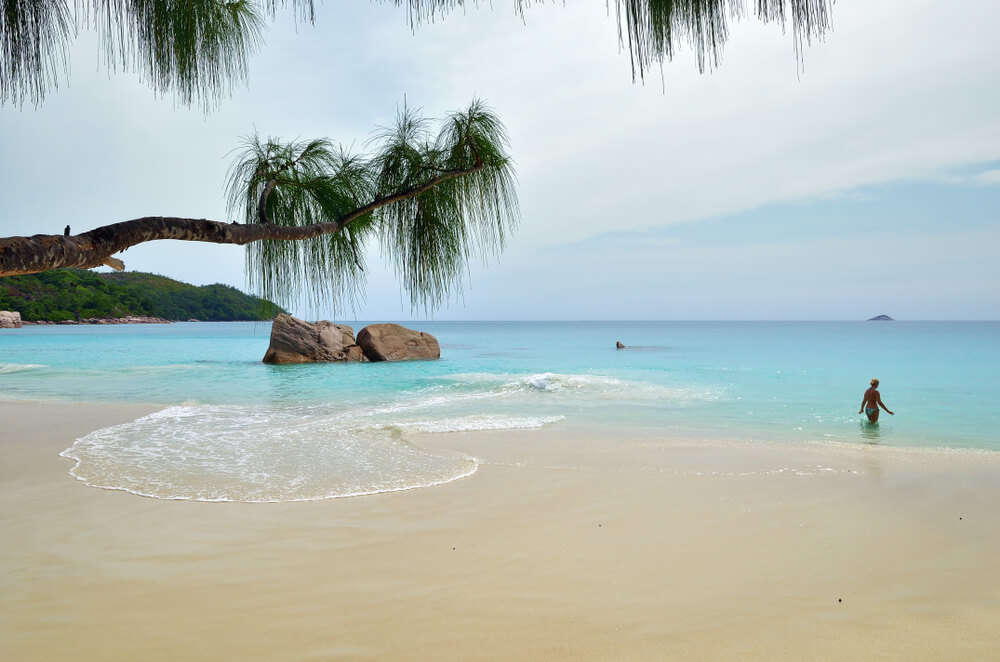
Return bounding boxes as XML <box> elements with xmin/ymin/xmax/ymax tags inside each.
<box><xmin>0</xmin><ymin>0</ymin><xmax>833</xmax><ymax>309</ymax></box>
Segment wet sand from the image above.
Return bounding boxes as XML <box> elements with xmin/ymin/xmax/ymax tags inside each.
<box><xmin>2</xmin><ymin>400</ymin><xmax>1000</xmax><ymax>660</ymax></box>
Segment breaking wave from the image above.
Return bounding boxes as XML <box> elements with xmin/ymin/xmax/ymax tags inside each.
<box><xmin>0</xmin><ymin>363</ymin><xmax>45</xmax><ymax>374</ymax></box>
<box><xmin>442</xmin><ymin>372</ymin><xmax>721</xmax><ymax>403</ymax></box>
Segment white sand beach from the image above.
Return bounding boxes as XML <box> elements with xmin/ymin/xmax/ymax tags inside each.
<box><xmin>3</xmin><ymin>399</ymin><xmax>1000</xmax><ymax>660</ymax></box>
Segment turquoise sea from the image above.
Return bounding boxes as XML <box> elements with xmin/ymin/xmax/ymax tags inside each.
<box><xmin>1</xmin><ymin>321</ymin><xmax>997</xmax><ymax>501</ymax></box>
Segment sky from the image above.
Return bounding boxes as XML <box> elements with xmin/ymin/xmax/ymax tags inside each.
<box><xmin>1</xmin><ymin>0</ymin><xmax>998</xmax><ymax>320</ymax></box>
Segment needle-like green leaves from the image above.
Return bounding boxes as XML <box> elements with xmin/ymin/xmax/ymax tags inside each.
<box><xmin>226</xmin><ymin>99</ymin><xmax>518</xmax><ymax>313</ymax></box>
<box><xmin>87</xmin><ymin>0</ymin><xmax>264</xmax><ymax>110</ymax></box>
<box><xmin>2</xmin><ymin>1</ymin><xmax>832</xmax><ymax>108</ymax></box>
<box><xmin>0</xmin><ymin>0</ymin><xmax>72</xmax><ymax>106</ymax></box>
<box><xmin>387</xmin><ymin>1</ymin><xmax>832</xmax><ymax>79</ymax></box>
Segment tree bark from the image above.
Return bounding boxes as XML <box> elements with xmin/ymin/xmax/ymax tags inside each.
<box><xmin>257</xmin><ymin>178</ymin><xmax>278</xmax><ymax>224</ymax></box>
<box><xmin>0</xmin><ymin>163</ymin><xmax>483</xmax><ymax>277</ymax></box>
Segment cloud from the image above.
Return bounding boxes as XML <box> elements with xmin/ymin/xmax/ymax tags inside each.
<box><xmin>972</xmin><ymin>169</ymin><xmax>1000</xmax><ymax>186</ymax></box>
<box><xmin>1</xmin><ymin>1</ymin><xmax>999</xmax><ymax>319</ymax></box>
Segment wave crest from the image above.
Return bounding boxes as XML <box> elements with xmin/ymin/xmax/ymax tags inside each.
<box><xmin>443</xmin><ymin>372</ymin><xmax>720</xmax><ymax>403</ymax></box>
<box><xmin>0</xmin><ymin>363</ymin><xmax>45</xmax><ymax>374</ymax></box>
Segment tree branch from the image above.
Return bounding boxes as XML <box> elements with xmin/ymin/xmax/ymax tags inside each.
<box><xmin>257</xmin><ymin>178</ymin><xmax>278</xmax><ymax>224</ymax></box>
<box><xmin>0</xmin><ymin>162</ymin><xmax>485</xmax><ymax>277</ymax></box>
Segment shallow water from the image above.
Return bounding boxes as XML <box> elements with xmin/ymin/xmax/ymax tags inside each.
<box><xmin>2</xmin><ymin>321</ymin><xmax>997</xmax><ymax>500</ymax></box>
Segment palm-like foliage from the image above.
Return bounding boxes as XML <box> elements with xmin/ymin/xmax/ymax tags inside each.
<box><xmin>0</xmin><ymin>0</ymin><xmax>72</xmax><ymax>106</ymax></box>
<box><xmin>396</xmin><ymin>0</ymin><xmax>832</xmax><ymax>77</ymax></box>
<box><xmin>87</xmin><ymin>0</ymin><xmax>265</xmax><ymax>109</ymax></box>
<box><xmin>226</xmin><ymin>135</ymin><xmax>372</xmax><ymax>309</ymax></box>
<box><xmin>225</xmin><ymin>99</ymin><xmax>518</xmax><ymax>312</ymax></box>
<box><xmin>612</xmin><ymin>0</ymin><xmax>832</xmax><ymax>78</ymax></box>
<box><xmin>1</xmin><ymin>0</ymin><xmax>313</xmax><ymax>107</ymax></box>
<box><xmin>391</xmin><ymin>0</ymin><xmax>831</xmax><ymax>77</ymax></box>
<box><xmin>1</xmin><ymin>0</ymin><xmax>832</xmax><ymax>107</ymax></box>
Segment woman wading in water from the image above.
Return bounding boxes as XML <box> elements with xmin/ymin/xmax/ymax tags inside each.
<box><xmin>860</xmin><ymin>378</ymin><xmax>894</xmax><ymax>423</ymax></box>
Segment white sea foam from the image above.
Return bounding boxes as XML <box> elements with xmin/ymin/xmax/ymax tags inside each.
<box><xmin>0</xmin><ymin>362</ymin><xmax>45</xmax><ymax>374</ymax></box>
<box><xmin>357</xmin><ymin>389</ymin><xmax>504</xmax><ymax>416</ymax></box>
<box><xmin>141</xmin><ymin>404</ymin><xmax>206</xmax><ymax>420</ymax></box>
<box><xmin>367</xmin><ymin>415</ymin><xmax>565</xmax><ymax>434</ymax></box>
<box><xmin>688</xmin><ymin>465</ymin><xmax>861</xmax><ymax>478</ymax></box>
<box><xmin>443</xmin><ymin>372</ymin><xmax>721</xmax><ymax>403</ymax></box>
<box><xmin>324</xmin><ymin>372</ymin><xmax>716</xmax><ymax>430</ymax></box>
<box><xmin>55</xmin><ymin>370</ymin><xmax>722</xmax><ymax>502</ymax></box>
<box><xmin>61</xmin><ymin>404</ymin><xmax>479</xmax><ymax>502</ymax></box>
<box><xmin>522</xmin><ymin>372</ymin><xmax>622</xmax><ymax>392</ymax></box>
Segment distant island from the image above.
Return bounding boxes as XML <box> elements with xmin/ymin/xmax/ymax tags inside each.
<box><xmin>0</xmin><ymin>269</ymin><xmax>284</xmax><ymax>322</ymax></box>
<box><xmin>868</xmin><ymin>314</ymin><xmax>894</xmax><ymax>321</ymax></box>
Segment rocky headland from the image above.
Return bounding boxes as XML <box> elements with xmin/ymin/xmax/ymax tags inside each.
<box><xmin>20</xmin><ymin>316</ymin><xmax>171</xmax><ymax>325</ymax></box>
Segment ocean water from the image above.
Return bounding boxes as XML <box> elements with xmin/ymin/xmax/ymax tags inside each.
<box><xmin>1</xmin><ymin>321</ymin><xmax>997</xmax><ymax>501</ymax></box>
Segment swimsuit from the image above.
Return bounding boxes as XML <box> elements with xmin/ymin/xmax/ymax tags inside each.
<box><xmin>865</xmin><ymin>407</ymin><xmax>878</xmax><ymax>417</ymax></box>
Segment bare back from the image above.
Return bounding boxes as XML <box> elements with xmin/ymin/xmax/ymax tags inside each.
<box><xmin>860</xmin><ymin>385</ymin><xmax>892</xmax><ymax>422</ymax></box>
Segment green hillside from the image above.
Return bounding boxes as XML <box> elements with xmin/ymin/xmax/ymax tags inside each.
<box><xmin>0</xmin><ymin>270</ymin><xmax>284</xmax><ymax>322</ymax></box>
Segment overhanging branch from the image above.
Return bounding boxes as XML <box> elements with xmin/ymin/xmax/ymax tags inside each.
<box><xmin>0</xmin><ymin>162</ymin><xmax>485</xmax><ymax>277</ymax></box>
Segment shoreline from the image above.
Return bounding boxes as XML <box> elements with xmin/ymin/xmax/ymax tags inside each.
<box><xmin>16</xmin><ymin>317</ymin><xmax>273</xmax><ymax>325</ymax></box>
<box><xmin>4</xmin><ymin>392</ymin><xmax>996</xmax><ymax>458</ymax></box>
<box><xmin>21</xmin><ymin>315</ymin><xmax>173</xmax><ymax>325</ymax></box>
<box><xmin>3</xmin><ymin>399</ymin><xmax>1000</xmax><ymax>660</ymax></box>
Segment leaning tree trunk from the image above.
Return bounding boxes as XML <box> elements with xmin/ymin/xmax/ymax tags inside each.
<box><xmin>0</xmin><ymin>217</ymin><xmax>346</xmax><ymax>276</ymax></box>
<box><xmin>0</xmin><ymin>163</ymin><xmax>483</xmax><ymax>277</ymax></box>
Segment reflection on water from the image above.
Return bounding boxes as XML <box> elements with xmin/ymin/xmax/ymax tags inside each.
<box><xmin>859</xmin><ymin>419</ymin><xmax>881</xmax><ymax>443</ymax></box>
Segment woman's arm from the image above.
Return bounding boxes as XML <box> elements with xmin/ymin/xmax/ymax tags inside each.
<box><xmin>877</xmin><ymin>395</ymin><xmax>894</xmax><ymax>415</ymax></box>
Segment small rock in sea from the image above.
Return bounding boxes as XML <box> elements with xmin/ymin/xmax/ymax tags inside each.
<box><xmin>452</xmin><ymin>547</ymin><xmax>456</xmax><ymax>551</ymax></box>
<box><xmin>263</xmin><ymin>316</ymin><xmax>441</xmax><ymax>364</ymax></box>
<box><xmin>0</xmin><ymin>311</ymin><xmax>22</xmax><ymax>329</ymax></box>
<box><xmin>838</xmin><ymin>598</ymin><xmax>843</xmax><ymax>603</ymax></box>
<box><xmin>616</xmin><ymin>341</ymin><xmax>625</xmax><ymax>349</ymax></box>
<box><xmin>357</xmin><ymin>323</ymin><xmax>440</xmax><ymax>362</ymax></box>
<box><xmin>262</xmin><ymin>314</ymin><xmax>364</xmax><ymax>364</ymax></box>
<box><xmin>959</xmin><ymin>516</ymin><xmax>963</xmax><ymax>520</ymax></box>
<box><xmin>598</xmin><ymin>523</ymin><xmax>603</xmax><ymax>528</ymax></box>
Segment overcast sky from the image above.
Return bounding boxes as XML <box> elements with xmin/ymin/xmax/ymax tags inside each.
<box><xmin>2</xmin><ymin>0</ymin><xmax>998</xmax><ymax>320</ymax></box>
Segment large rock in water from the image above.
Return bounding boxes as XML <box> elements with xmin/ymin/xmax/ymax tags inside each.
<box><xmin>357</xmin><ymin>323</ymin><xmax>440</xmax><ymax>362</ymax></box>
<box><xmin>0</xmin><ymin>311</ymin><xmax>22</xmax><ymax>328</ymax></box>
<box><xmin>262</xmin><ymin>314</ymin><xmax>364</xmax><ymax>364</ymax></box>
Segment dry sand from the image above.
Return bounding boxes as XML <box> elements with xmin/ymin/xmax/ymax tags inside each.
<box><xmin>2</xmin><ymin>399</ymin><xmax>999</xmax><ymax>661</ymax></box>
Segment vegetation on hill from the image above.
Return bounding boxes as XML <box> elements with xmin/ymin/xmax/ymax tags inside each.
<box><xmin>0</xmin><ymin>270</ymin><xmax>284</xmax><ymax>322</ymax></box>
